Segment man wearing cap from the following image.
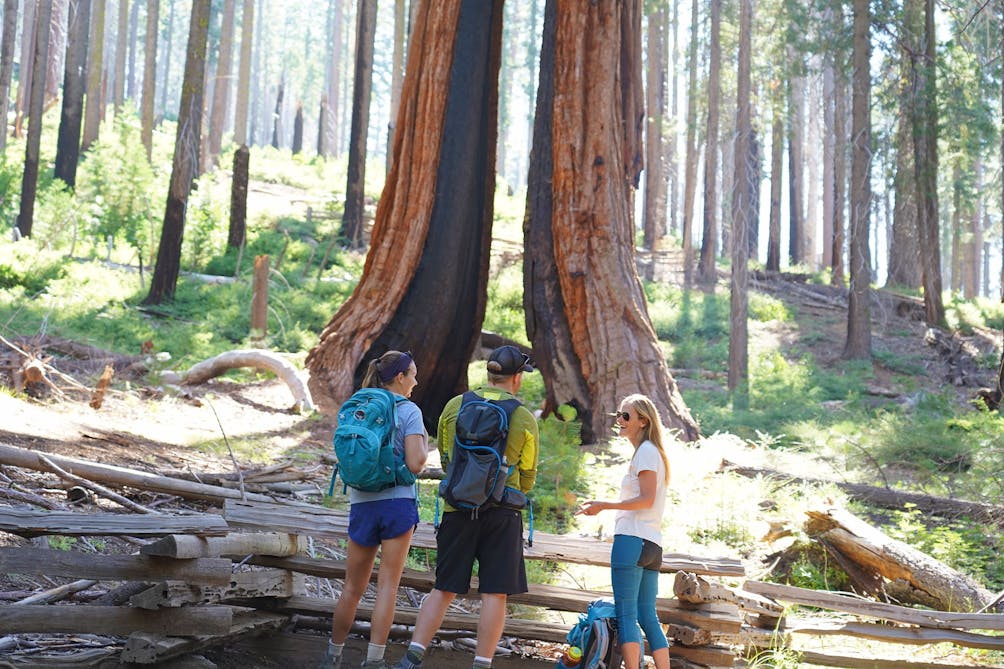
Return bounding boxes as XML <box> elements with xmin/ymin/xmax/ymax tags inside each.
<box><xmin>394</xmin><ymin>345</ymin><xmax>540</xmax><ymax>669</ymax></box>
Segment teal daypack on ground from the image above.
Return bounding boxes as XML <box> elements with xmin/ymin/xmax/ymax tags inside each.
<box><xmin>329</xmin><ymin>388</ymin><xmax>415</xmax><ymax>494</ymax></box>
<box><xmin>566</xmin><ymin>598</ymin><xmax>621</xmax><ymax>669</ymax></box>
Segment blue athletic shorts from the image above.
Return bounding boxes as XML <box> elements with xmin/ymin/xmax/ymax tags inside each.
<box><xmin>348</xmin><ymin>498</ymin><xmax>419</xmax><ymax>547</ymax></box>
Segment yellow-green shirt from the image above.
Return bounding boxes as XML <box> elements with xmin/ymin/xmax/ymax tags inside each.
<box><xmin>437</xmin><ymin>387</ymin><xmax>540</xmax><ymax>505</ymax></box>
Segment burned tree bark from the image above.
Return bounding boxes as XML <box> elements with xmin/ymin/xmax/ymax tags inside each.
<box><xmin>307</xmin><ymin>0</ymin><xmax>504</xmax><ymax>426</ymax></box>
<box><xmin>524</xmin><ymin>0</ymin><xmax>698</xmax><ymax>443</ymax></box>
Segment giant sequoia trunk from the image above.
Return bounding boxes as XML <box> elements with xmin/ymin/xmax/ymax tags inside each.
<box><xmin>143</xmin><ymin>0</ymin><xmax>210</xmax><ymax>304</ymax></box>
<box><xmin>524</xmin><ymin>0</ymin><xmax>699</xmax><ymax>443</ymax></box>
<box><xmin>308</xmin><ymin>0</ymin><xmax>504</xmax><ymax>427</ymax></box>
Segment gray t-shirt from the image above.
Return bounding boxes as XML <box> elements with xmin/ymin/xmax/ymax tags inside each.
<box><xmin>348</xmin><ymin>396</ymin><xmax>426</xmax><ymax>504</ymax></box>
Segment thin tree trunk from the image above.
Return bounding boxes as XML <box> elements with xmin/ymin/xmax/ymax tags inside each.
<box><xmin>140</xmin><ymin>0</ymin><xmax>158</xmax><ymax>159</ymax></box>
<box><xmin>766</xmin><ymin>101</ymin><xmax>782</xmax><ymax>272</ymax></box>
<box><xmin>54</xmin><ymin>0</ymin><xmax>91</xmax><ymax>188</ymax></box>
<box><xmin>696</xmin><ymin>0</ymin><xmax>720</xmax><ymax>286</ymax></box>
<box><xmin>126</xmin><ymin>0</ymin><xmax>138</xmax><ymax>99</ymax></box>
<box><xmin>832</xmin><ymin>71</ymin><xmax>847</xmax><ymax>285</ymax></box>
<box><xmin>964</xmin><ymin>159</ymin><xmax>982</xmax><ymax>299</ymax></box>
<box><xmin>667</xmin><ymin>0</ymin><xmax>678</xmax><ymax>237</ymax></box>
<box><xmin>143</xmin><ymin>0</ymin><xmax>210</xmax><ymax>304</ymax></box>
<box><xmin>526</xmin><ymin>0</ymin><xmax>698</xmax><ymax>442</ymax></box>
<box><xmin>0</xmin><ymin>0</ymin><xmax>18</xmax><ymax>152</ymax></box>
<box><xmin>642</xmin><ymin>3</ymin><xmax>666</xmax><ymax>252</ymax></box>
<box><xmin>14</xmin><ymin>0</ymin><xmax>37</xmax><ymax>139</ymax></box>
<box><xmin>156</xmin><ymin>0</ymin><xmax>172</xmax><ymax>118</ymax></box>
<box><xmin>322</xmin><ymin>0</ymin><xmax>342</xmax><ymax>156</ymax></box>
<box><xmin>308</xmin><ymin>0</ymin><xmax>506</xmax><ymax>426</ymax></box>
<box><xmin>46</xmin><ymin>0</ymin><xmax>67</xmax><ymax>106</ymax></box>
<box><xmin>228</xmin><ymin>144</ymin><xmax>248</xmax><ymax>248</ymax></box>
<box><xmin>232</xmin><ymin>0</ymin><xmax>251</xmax><ymax>146</ymax></box>
<box><xmin>270</xmin><ymin>77</ymin><xmax>283</xmax><ymax>148</ymax></box>
<box><xmin>787</xmin><ymin>64</ymin><xmax>804</xmax><ymax>266</ymax></box>
<box><xmin>339</xmin><ymin>0</ymin><xmax>377</xmax><ymax>248</ymax></box>
<box><xmin>681</xmin><ymin>0</ymin><xmax>698</xmax><ymax>285</ymax></box>
<box><xmin>15</xmin><ymin>0</ymin><xmax>53</xmax><ymax>239</ymax></box>
<box><xmin>207</xmin><ymin>0</ymin><xmax>234</xmax><ymax>166</ymax></box>
<box><xmin>82</xmin><ymin>0</ymin><xmax>106</xmax><ymax>149</ymax></box>
<box><xmin>822</xmin><ymin>58</ymin><xmax>835</xmax><ymax>269</ymax></box>
<box><xmin>291</xmin><ymin>101</ymin><xmax>303</xmax><ymax>154</ymax></box>
<box><xmin>728</xmin><ymin>0</ymin><xmax>752</xmax><ymax>406</ymax></box>
<box><xmin>843</xmin><ymin>0</ymin><xmax>871</xmax><ymax>359</ymax></box>
<box><xmin>386</xmin><ymin>0</ymin><xmax>404</xmax><ymax>174</ymax></box>
<box><xmin>113</xmin><ymin>0</ymin><xmax>127</xmax><ymax>109</ymax></box>
<box><xmin>950</xmin><ymin>161</ymin><xmax>962</xmax><ymax>294</ymax></box>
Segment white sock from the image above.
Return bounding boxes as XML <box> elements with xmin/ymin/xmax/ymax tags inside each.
<box><xmin>367</xmin><ymin>642</ymin><xmax>386</xmax><ymax>662</ymax></box>
<box><xmin>328</xmin><ymin>640</ymin><xmax>344</xmax><ymax>658</ymax></box>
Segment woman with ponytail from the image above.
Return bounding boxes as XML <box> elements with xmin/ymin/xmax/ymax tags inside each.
<box><xmin>577</xmin><ymin>394</ymin><xmax>672</xmax><ymax>669</ymax></box>
<box><xmin>319</xmin><ymin>350</ymin><xmax>428</xmax><ymax>669</ymax></box>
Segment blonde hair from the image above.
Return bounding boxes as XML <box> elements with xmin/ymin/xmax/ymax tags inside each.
<box><xmin>621</xmin><ymin>393</ymin><xmax>671</xmax><ymax>484</ymax></box>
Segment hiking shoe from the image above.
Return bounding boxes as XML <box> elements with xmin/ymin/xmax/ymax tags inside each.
<box><xmin>315</xmin><ymin>645</ymin><xmax>342</xmax><ymax>669</ymax></box>
<box><xmin>392</xmin><ymin>656</ymin><xmax>422</xmax><ymax>669</ymax></box>
<box><xmin>361</xmin><ymin>661</ymin><xmax>390</xmax><ymax>669</ymax></box>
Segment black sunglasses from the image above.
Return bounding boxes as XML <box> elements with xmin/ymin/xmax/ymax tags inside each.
<box><xmin>612</xmin><ymin>411</ymin><xmax>631</xmax><ymax>421</ymax></box>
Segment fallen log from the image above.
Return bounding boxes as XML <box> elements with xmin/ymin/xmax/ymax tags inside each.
<box><xmin>37</xmin><ymin>452</ymin><xmax>158</xmax><ymax>514</ymax></box>
<box><xmin>794</xmin><ymin>649</ymin><xmax>1002</xmax><ymax>669</ymax></box>
<box><xmin>720</xmin><ymin>458</ymin><xmax>1004</xmax><ymax>526</ymax></box>
<box><xmin>0</xmin><ymin>546</ymin><xmax>233</xmax><ymax>585</ymax></box>
<box><xmin>226</xmin><ymin>499</ymin><xmax>745</xmax><ymax>577</ymax></box>
<box><xmin>0</xmin><ymin>604</ymin><xmax>233</xmax><ymax>635</ymax></box>
<box><xmin>0</xmin><ymin>508</ymin><xmax>230</xmax><ymax>538</ymax></box>
<box><xmin>805</xmin><ymin>506</ymin><xmax>996</xmax><ymax>612</ymax></box>
<box><xmin>11</xmin><ymin>578</ymin><xmax>98</xmax><ymax>605</ymax></box>
<box><xmin>141</xmin><ymin>532</ymin><xmax>305</xmax><ymax>558</ymax></box>
<box><xmin>743</xmin><ymin>580</ymin><xmax>1004</xmax><ymax>630</ymax></box>
<box><xmin>673</xmin><ymin>571</ymin><xmax>783</xmax><ymax>616</ymax></box>
<box><xmin>159</xmin><ymin>349</ymin><xmax>314</xmax><ymax>413</ymax></box>
<box><xmin>130</xmin><ymin>569</ymin><xmax>304</xmax><ymax>609</ymax></box>
<box><xmin>0</xmin><ymin>441</ymin><xmax>290</xmax><ymax>505</ymax></box>
<box><xmin>120</xmin><ymin>609</ymin><xmax>287</xmax><ymax>664</ymax></box>
<box><xmin>249</xmin><ymin>555</ymin><xmax>744</xmax><ymax>633</ymax></box>
<box><xmin>784</xmin><ymin>616</ymin><xmax>1004</xmax><ymax>652</ymax></box>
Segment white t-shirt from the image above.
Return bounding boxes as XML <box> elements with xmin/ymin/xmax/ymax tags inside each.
<box><xmin>614</xmin><ymin>440</ymin><xmax>667</xmax><ymax>545</ymax></box>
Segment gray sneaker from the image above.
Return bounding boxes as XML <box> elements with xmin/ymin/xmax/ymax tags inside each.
<box><xmin>392</xmin><ymin>655</ymin><xmax>422</xmax><ymax>669</ymax></box>
<box><xmin>360</xmin><ymin>661</ymin><xmax>390</xmax><ymax>669</ymax></box>
<box><xmin>316</xmin><ymin>644</ymin><xmax>342</xmax><ymax>669</ymax></box>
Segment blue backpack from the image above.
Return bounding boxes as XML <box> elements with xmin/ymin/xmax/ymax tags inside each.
<box><xmin>329</xmin><ymin>388</ymin><xmax>416</xmax><ymax>494</ymax></box>
<box><xmin>566</xmin><ymin>598</ymin><xmax>621</xmax><ymax>669</ymax></box>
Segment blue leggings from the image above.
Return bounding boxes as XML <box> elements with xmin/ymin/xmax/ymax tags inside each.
<box><xmin>610</xmin><ymin>534</ymin><xmax>669</xmax><ymax>652</ymax></box>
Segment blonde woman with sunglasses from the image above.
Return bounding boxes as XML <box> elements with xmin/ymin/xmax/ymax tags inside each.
<box><xmin>577</xmin><ymin>394</ymin><xmax>671</xmax><ymax>669</ymax></box>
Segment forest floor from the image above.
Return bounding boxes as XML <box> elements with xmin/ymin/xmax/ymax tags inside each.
<box><xmin>1</xmin><ymin>241</ymin><xmax>1002</xmax><ymax>666</ymax></box>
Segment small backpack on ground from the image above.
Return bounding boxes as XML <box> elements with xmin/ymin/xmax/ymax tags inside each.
<box><xmin>438</xmin><ymin>391</ymin><xmax>523</xmax><ymax>515</ymax></box>
<box><xmin>566</xmin><ymin>598</ymin><xmax>622</xmax><ymax>669</ymax></box>
<box><xmin>329</xmin><ymin>388</ymin><xmax>415</xmax><ymax>494</ymax></box>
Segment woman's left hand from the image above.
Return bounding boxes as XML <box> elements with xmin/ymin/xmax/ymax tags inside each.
<box><xmin>576</xmin><ymin>500</ymin><xmax>605</xmax><ymax>516</ymax></box>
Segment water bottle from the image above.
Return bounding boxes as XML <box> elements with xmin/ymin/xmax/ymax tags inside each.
<box><xmin>555</xmin><ymin>645</ymin><xmax>582</xmax><ymax>669</ymax></box>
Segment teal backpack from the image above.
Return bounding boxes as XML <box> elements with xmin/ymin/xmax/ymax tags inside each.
<box><xmin>566</xmin><ymin>598</ymin><xmax>621</xmax><ymax>669</ymax></box>
<box><xmin>329</xmin><ymin>388</ymin><xmax>416</xmax><ymax>494</ymax></box>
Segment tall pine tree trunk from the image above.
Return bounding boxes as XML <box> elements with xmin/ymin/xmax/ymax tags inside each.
<box><xmin>143</xmin><ymin>0</ymin><xmax>210</xmax><ymax>304</ymax></box>
<box><xmin>913</xmin><ymin>0</ymin><xmax>944</xmax><ymax>326</ymax></box>
<box><xmin>787</xmin><ymin>64</ymin><xmax>805</xmax><ymax>266</ymax></box>
<box><xmin>728</xmin><ymin>0</ymin><xmax>752</xmax><ymax>406</ymax></box>
<box><xmin>525</xmin><ymin>0</ymin><xmax>698</xmax><ymax>442</ymax></box>
<box><xmin>832</xmin><ymin>71</ymin><xmax>847</xmax><ymax>285</ymax></box>
<box><xmin>642</xmin><ymin>3</ymin><xmax>666</xmax><ymax>252</ymax></box>
<box><xmin>681</xmin><ymin>0</ymin><xmax>699</xmax><ymax>285</ymax></box>
<box><xmin>0</xmin><ymin>0</ymin><xmax>18</xmax><ymax>152</ymax></box>
<box><xmin>843</xmin><ymin>0</ymin><xmax>871</xmax><ymax>359</ymax></box>
<box><xmin>16</xmin><ymin>0</ymin><xmax>53</xmax><ymax>239</ymax></box>
<box><xmin>82</xmin><ymin>0</ymin><xmax>106</xmax><ymax>149</ymax></box>
<box><xmin>113</xmin><ymin>0</ymin><xmax>128</xmax><ymax>110</ymax></box>
<box><xmin>308</xmin><ymin>0</ymin><xmax>506</xmax><ymax>425</ymax></box>
<box><xmin>339</xmin><ymin>0</ymin><xmax>377</xmax><ymax>248</ymax></box>
<box><xmin>696</xmin><ymin>0</ymin><xmax>720</xmax><ymax>286</ymax></box>
<box><xmin>766</xmin><ymin>99</ymin><xmax>782</xmax><ymax>272</ymax></box>
<box><xmin>54</xmin><ymin>0</ymin><xmax>90</xmax><ymax>187</ymax></box>
<box><xmin>14</xmin><ymin>0</ymin><xmax>36</xmax><ymax>139</ymax></box>
<box><xmin>207</xmin><ymin>0</ymin><xmax>234</xmax><ymax>166</ymax></box>
<box><xmin>232</xmin><ymin>0</ymin><xmax>252</xmax><ymax>146</ymax></box>
<box><xmin>140</xmin><ymin>0</ymin><xmax>158</xmax><ymax>159</ymax></box>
